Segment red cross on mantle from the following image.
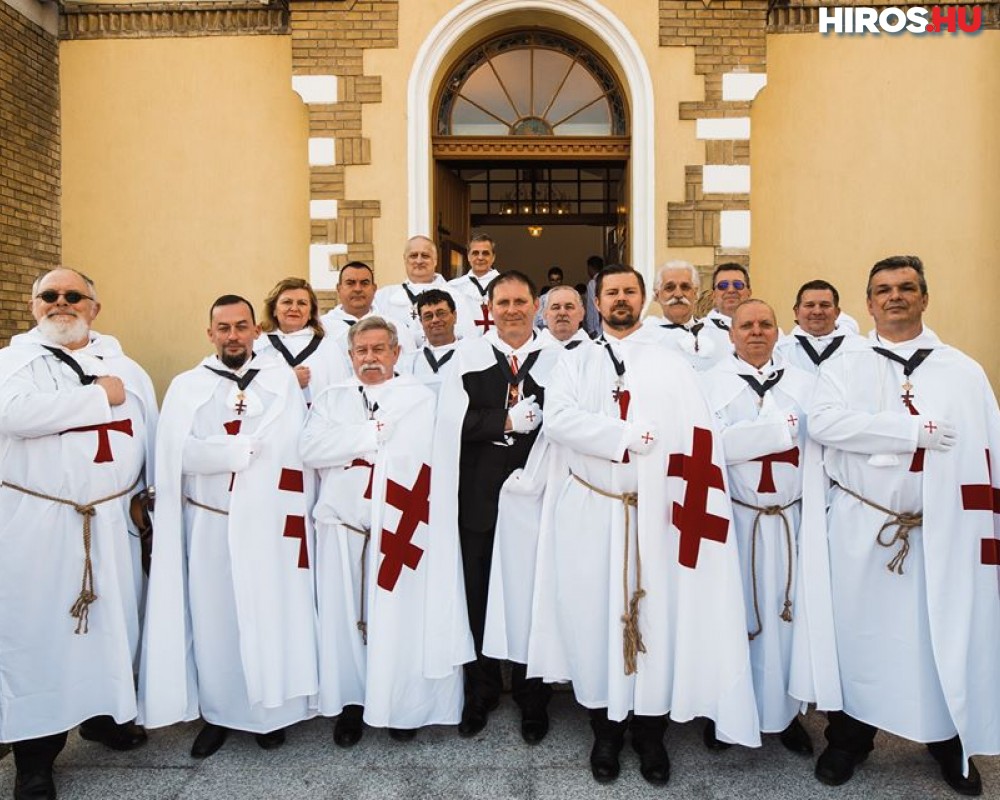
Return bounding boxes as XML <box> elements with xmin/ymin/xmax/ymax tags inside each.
<box><xmin>378</xmin><ymin>463</ymin><xmax>431</xmax><ymax>591</ymax></box>
<box><xmin>752</xmin><ymin>446</ymin><xmax>800</xmax><ymax>493</ymax></box>
<box><xmin>787</xmin><ymin>414</ymin><xmax>798</xmax><ymax>426</ymax></box>
<box><xmin>278</xmin><ymin>467</ymin><xmax>309</xmax><ymax>569</ymax></box>
<box><xmin>474</xmin><ymin>304</ymin><xmax>495</xmax><ymax>334</ymax></box>
<box><xmin>223</xmin><ymin>419</ymin><xmax>242</xmax><ymax>491</ymax></box>
<box><xmin>667</xmin><ymin>426</ymin><xmax>729</xmax><ymax>568</ymax></box>
<box><xmin>960</xmin><ymin>449</ymin><xmax>1000</xmax><ymax>565</ymax></box>
<box><xmin>641</xmin><ymin>431</ymin><xmax>655</xmax><ymax>444</ymax></box>
<box><xmin>60</xmin><ymin>418</ymin><xmax>134</xmax><ymax>463</ymax></box>
<box><xmin>614</xmin><ymin>387</ymin><xmax>632</xmax><ymax>463</ymax></box>
<box><xmin>924</xmin><ymin>420</ymin><xmax>938</xmax><ymax>434</ymax></box>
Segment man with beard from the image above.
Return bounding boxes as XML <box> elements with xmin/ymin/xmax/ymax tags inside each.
<box><xmin>643</xmin><ymin>260</ymin><xmax>729</xmax><ymax>370</ymax></box>
<box><xmin>774</xmin><ymin>280</ymin><xmax>862</xmax><ymax>375</ymax></box>
<box><xmin>528</xmin><ymin>264</ymin><xmax>759</xmax><ymax>786</ymax></box>
<box><xmin>448</xmin><ymin>233</ymin><xmax>500</xmax><ymax>337</ymax></box>
<box><xmin>0</xmin><ymin>268</ymin><xmax>157</xmax><ymax>800</ymax></box>
<box><xmin>140</xmin><ymin>295</ymin><xmax>319</xmax><ymax>759</ymax></box>
<box><xmin>539</xmin><ymin>285</ymin><xmax>588</xmax><ymax>347</ymax></box>
<box><xmin>301</xmin><ymin>317</ymin><xmax>470</xmax><ymax>746</ymax></box>
<box><xmin>375</xmin><ymin>236</ymin><xmax>477</xmax><ymax>349</ymax></box>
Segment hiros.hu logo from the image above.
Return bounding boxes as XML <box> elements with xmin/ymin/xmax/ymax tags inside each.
<box><xmin>819</xmin><ymin>6</ymin><xmax>983</xmax><ymax>34</ymax></box>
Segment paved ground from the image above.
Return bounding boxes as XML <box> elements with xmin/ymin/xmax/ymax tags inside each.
<box><xmin>1</xmin><ymin>693</ymin><xmax>997</xmax><ymax>799</ymax></box>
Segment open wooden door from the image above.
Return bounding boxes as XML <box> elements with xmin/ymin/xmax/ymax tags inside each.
<box><xmin>433</xmin><ymin>162</ymin><xmax>471</xmax><ymax>279</ymax></box>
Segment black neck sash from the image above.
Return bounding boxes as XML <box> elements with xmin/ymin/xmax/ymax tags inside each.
<box><xmin>564</xmin><ymin>339</ymin><xmax>583</xmax><ymax>350</ymax></box>
<box><xmin>599</xmin><ymin>339</ymin><xmax>626</xmax><ymax>381</ymax></box>
<box><xmin>871</xmin><ymin>347</ymin><xmax>933</xmax><ymax>377</ymax></box>
<box><xmin>343</xmin><ymin>319</ymin><xmax>357</xmax><ymax>327</ymax></box>
<box><xmin>402</xmin><ymin>283</ymin><xmax>422</xmax><ymax>305</ymax></box>
<box><xmin>468</xmin><ymin>275</ymin><xmax>488</xmax><ymax>298</ymax></box>
<box><xmin>43</xmin><ymin>346</ymin><xmax>98</xmax><ymax>385</ymax></box>
<box><xmin>739</xmin><ymin>368</ymin><xmax>784</xmax><ymax>398</ymax></box>
<box><xmin>423</xmin><ymin>347</ymin><xmax>455</xmax><ymax>374</ymax></box>
<box><xmin>795</xmin><ymin>334</ymin><xmax>845</xmax><ymax>366</ymax></box>
<box><xmin>711</xmin><ymin>317</ymin><xmax>730</xmax><ymax>331</ymax></box>
<box><xmin>492</xmin><ymin>346</ymin><xmax>540</xmax><ymax>386</ymax></box>
<box><xmin>358</xmin><ymin>385</ymin><xmax>379</xmax><ymax>418</ymax></box>
<box><xmin>268</xmin><ymin>333</ymin><xmax>322</xmax><ymax>368</ymax></box>
<box><xmin>204</xmin><ymin>365</ymin><xmax>260</xmax><ymax>391</ymax></box>
<box><xmin>662</xmin><ymin>321</ymin><xmax>705</xmax><ymax>338</ymax></box>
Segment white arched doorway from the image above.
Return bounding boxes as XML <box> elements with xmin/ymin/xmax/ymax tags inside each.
<box><xmin>407</xmin><ymin>0</ymin><xmax>656</xmax><ymax>278</ymax></box>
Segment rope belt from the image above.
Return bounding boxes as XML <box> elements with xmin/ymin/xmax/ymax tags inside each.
<box><xmin>2</xmin><ymin>474</ymin><xmax>142</xmax><ymax>634</ymax></box>
<box><xmin>830</xmin><ymin>479</ymin><xmax>922</xmax><ymax>575</ymax></box>
<box><xmin>571</xmin><ymin>471</ymin><xmax>644</xmax><ymax>676</ymax></box>
<box><xmin>342</xmin><ymin>523</ymin><xmax>371</xmax><ymax>645</ymax></box>
<box><xmin>184</xmin><ymin>497</ymin><xmax>229</xmax><ymax>516</ymax></box>
<box><xmin>731</xmin><ymin>497</ymin><xmax>800</xmax><ymax>640</ymax></box>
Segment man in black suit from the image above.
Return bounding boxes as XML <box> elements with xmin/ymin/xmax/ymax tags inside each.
<box><xmin>456</xmin><ymin>271</ymin><xmax>554</xmax><ymax>743</ymax></box>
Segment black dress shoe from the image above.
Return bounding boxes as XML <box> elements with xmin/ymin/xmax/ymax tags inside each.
<box><xmin>458</xmin><ymin>699</ymin><xmax>498</xmax><ymax>738</ymax></box>
<box><xmin>632</xmin><ymin>739</ymin><xmax>670</xmax><ymax>785</ymax></box>
<box><xmin>779</xmin><ymin>716</ymin><xmax>814</xmax><ymax>756</ymax></box>
<box><xmin>702</xmin><ymin>719</ymin><xmax>732</xmax><ymax>751</ymax></box>
<box><xmin>190</xmin><ymin>723</ymin><xmax>229</xmax><ymax>759</ymax></box>
<box><xmin>333</xmin><ymin>705</ymin><xmax>364</xmax><ymax>748</ymax></box>
<box><xmin>814</xmin><ymin>745</ymin><xmax>869</xmax><ymax>786</ymax></box>
<box><xmin>520</xmin><ymin>710</ymin><xmax>549</xmax><ymax>745</ymax></box>
<box><xmin>255</xmin><ymin>728</ymin><xmax>286</xmax><ymax>750</ymax></box>
<box><xmin>79</xmin><ymin>717</ymin><xmax>148</xmax><ymax>752</ymax></box>
<box><xmin>928</xmin><ymin>746</ymin><xmax>983</xmax><ymax>796</ymax></box>
<box><xmin>389</xmin><ymin>728</ymin><xmax>416</xmax><ymax>742</ymax></box>
<box><xmin>14</xmin><ymin>769</ymin><xmax>56</xmax><ymax>800</ymax></box>
<box><xmin>590</xmin><ymin>737</ymin><xmax>623</xmax><ymax>783</ymax></box>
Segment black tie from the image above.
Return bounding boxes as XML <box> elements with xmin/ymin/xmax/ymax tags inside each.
<box><xmin>204</xmin><ymin>365</ymin><xmax>260</xmax><ymax>391</ymax></box>
<box><xmin>44</xmin><ymin>346</ymin><xmax>98</xmax><ymax>385</ymax></box>
<box><xmin>739</xmin><ymin>369</ymin><xmax>784</xmax><ymax>398</ymax></box>
<box><xmin>795</xmin><ymin>335</ymin><xmax>844</xmax><ymax>366</ymax></box>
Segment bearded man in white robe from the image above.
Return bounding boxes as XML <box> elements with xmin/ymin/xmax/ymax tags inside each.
<box><xmin>0</xmin><ymin>268</ymin><xmax>156</xmax><ymax>800</ymax></box>
<box><xmin>140</xmin><ymin>295</ymin><xmax>318</xmax><ymax>760</ymax></box>
<box><xmin>300</xmin><ymin>316</ymin><xmax>470</xmax><ymax>746</ymax></box>
<box><xmin>806</xmin><ymin>256</ymin><xmax>1000</xmax><ymax>796</ymax></box>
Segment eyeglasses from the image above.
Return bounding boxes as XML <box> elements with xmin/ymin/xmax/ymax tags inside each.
<box><xmin>715</xmin><ymin>280</ymin><xmax>746</xmax><ymax>291</ymax></box>
<box><xmin>35</xmin><ymin>290</ymin><xmax>93</xmax><ymax>304</ymax></box>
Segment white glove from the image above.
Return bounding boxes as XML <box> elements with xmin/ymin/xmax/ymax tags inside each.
<box><xmin>508</xmin><ymin>395</ymin><xmax>542</xmax><ymax>434</ymax></box>
<box><xmin>374</xmin><ymin>418</ymin><xmax>394</xmax><ymax>445</ymax></box>
<box><xmin>916</xmin><ymin>417</ymin><xmax>957</xmax><ymax>451</ymax></box>
<box><xmin>626</xmin><ymin>421</ymin><xmax>659</xmax><ymax>455</ymax></box>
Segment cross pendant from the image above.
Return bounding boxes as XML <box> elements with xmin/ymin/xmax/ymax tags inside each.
<box><xmin>235</xmin><ymin>393</ymin><xmax>247</xmax><ymax>415</ymax></box>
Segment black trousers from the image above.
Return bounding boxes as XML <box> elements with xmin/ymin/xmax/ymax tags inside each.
<box><xmin>459</xmin><ymin>524</ymin><xmax>551</xmax><ymax>713</ymax></box>
<box><xmin>589</xmin><ymin>708</ymin><xmax>668</xmax><ymax>747</ymax></box>
<box><xmin>12</xmin><ymin>732</ymin><xmax>68</xmax><ymax>774</ymax></box>
<box><xmin>824</xmin><ymin>711</ymin><xmax>963</xmax><ymax>759</ymax></box>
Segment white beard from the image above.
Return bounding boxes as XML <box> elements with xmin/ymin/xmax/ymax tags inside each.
<box><xmin>37</xmin><ymin>315</ymin><xmax>90</xmax><ymax>348</ymax></box>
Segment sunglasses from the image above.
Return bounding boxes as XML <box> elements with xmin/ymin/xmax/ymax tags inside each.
<box><xmin>715</xmin><ymin>280</ymin><xmax>746</xmax><ymax>291</ymax></box>
<box><xmin>35</xmin><ymin>290</ymin><xmax>94</xmax><ymax>304</ymax></box>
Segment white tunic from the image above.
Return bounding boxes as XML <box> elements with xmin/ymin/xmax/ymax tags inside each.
<box><xmin>702</xmin><ymin>356</ymin><xmax>815</xmax><ymax>732</ymax></box>
<box><xmin>774</xmin><ymin>326</ymin><xmax>862</xmax><ymax>376</ymax></box>
<box><xmin>254</xmin><ymin>327</ymin><xmax>342</xmax><ymax>403</ymax></box>
<box><xmin>0</xmin><ymin>334</ymin><xmax>154</xmax><ymax>741</ymax></box>
<box><xmin>642</xmin><ymin>315</ymin><xmax>730</xmax><ymax>371</ymax></box>
<box><xmin>301</xmin><ymin>376</ymin><xmax>469</xmax><ymax>727</ymax></box>
<box><xmin>374</xmin><ymin>277</ymin><xmax>478</xmax><ymax>350</ymax></box>
<box><xmin>448</xmin><ymin>269</ymin><xmax>498</xmax><ymax>338</ymax></box>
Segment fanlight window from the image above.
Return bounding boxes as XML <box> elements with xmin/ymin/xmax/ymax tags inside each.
<box><xmin>437</xmin><ymin>31</ymin><xmax>627</xmax><ymax>137</ymax></box>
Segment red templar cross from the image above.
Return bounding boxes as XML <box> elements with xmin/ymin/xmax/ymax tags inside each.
<box><xmin>474</xmin><ymin>304</ymin><xmax>495</xmax><ymax>334</ymax></box>
<box><xmin>960</xmin><ymin>449</ymin><xmax>1000</xmax><ymax>565</ymax></box>
<box><xmin>223</xmin><ymin>419</ymin><xmax>242</xmax><ymax>491</ymax></box>
<box><xmin>60</xmin><ymin>418</ymin><xmax>134</xmax><ymax>463</ymax></box>
<box><xmin>667</xmin><ymin>427</ymin><xmax>729</xmax><ymax>569</ymax></box>
<box><xmin>278</xmin><ymin>467</ymin><xmax>309</xmax><ymax>569</ymax></box>
<box><xmin>752</xmin><ymin>447</ymin><xmax>800</xmax><ymax>493</ymax></box>
<box><xmin>378</xmin><ymin>463</ymin><xmax>431</xmax><ymax>591</ymax></box>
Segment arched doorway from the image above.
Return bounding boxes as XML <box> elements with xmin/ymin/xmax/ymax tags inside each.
<box><xmin>431</xmin><ymin>29</ymin><xmax>629</xmax><ymax>285</ymax></box>
<box><xmin>407</xmin><ymin>0</ymin><xmax>655</xmax><ymax>284</ymax></box>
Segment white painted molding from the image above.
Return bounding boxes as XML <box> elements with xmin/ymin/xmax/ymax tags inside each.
<box><xmin>703</xmin><ymin>165</ymin><xmax>750</xmax><ymax>194</ymax></box>
<box><xmin>310</xmin><ymin>199</ymin><xmax>339</xmax><ymax>220</ymax></box>
<box><xmin>408</xmin><ymin>0</ymin><xmax>656</xmax><ymax>283</ymax></box>
<box><xmin>696</xmin><ymin>118</ymin><xmax>751</xmax><ymax>141</ymax></box>
<box><xmin>722</xmin><ymin>73</ymin><xmax>767</xmax><ymax>102</ymax></box>
<box><xmin>309</xmin><ymin>243</ymin><xmax>349</xmax><ymax>290</ymax></box>
<box><xmin>3</xmin><ymin>0</ymin><xmax>58</xmax><ymax>35</ymax></box>
<box><xmin>308</xmin><ymin>138</ymin><xmax>336</xmax><ymax>167</ymax></box>
<box><xmin>291</xmin><ymin>75</ymin><xmax>339</xmax><ymax>105</ymax></box>
<box><xmin>720</xmin><ymin>210</ymin><xmax>751</xmax><ymax>249</ymax></box>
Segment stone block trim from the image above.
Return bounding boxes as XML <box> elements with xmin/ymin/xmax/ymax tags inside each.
<box><xmin>1</xmin><ymin>1</ymin><xmax>61</xmax><ymax>346</ymax></box>
<box><xmin>290</xmin><ymin>1</ymin><xmax>396</xmax><ymax>285</ymax></box>
<box><xmin>59</xmin><ymin>1</ymin><xmax>290</xmax><ymax>40</ymax></box>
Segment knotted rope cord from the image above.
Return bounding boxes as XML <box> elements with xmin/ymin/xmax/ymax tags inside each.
<box><xmin>3</xmin><ymin>474</ymin><xmax>141</xmax><ymax>634</ymax></box>
<box><xmin>571</xmin><ymin>472</ymin><xmax>645</xmax><ymax>675</ymax></box>
<box><xmin>731</xmin><ymin>497</ymin><xmax>800</xmax><ymax>640</ymax></box>
<box><xmin>830</xmin><ymin>479</ymin><xmax>922</xmax><ymax>575</ymax></box>
<box><xmin>342</xmin><ymin>523</ymin><xmax>371</xmax><ymax>645</ymax></box>
<box><xmin>184</xmin><ymin>497</ymin><xmax>229</xmax><ymax>516</ymax></box>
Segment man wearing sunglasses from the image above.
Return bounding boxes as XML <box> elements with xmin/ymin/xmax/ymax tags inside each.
<box><xmin>706</xmin><ymin>263</ymin><xmax>752</xmax><ymax>333</ymax></box>
<box><xmin>0</xmin><ymin>268</ymin><xmax>158</xmax><ymax>800</ymax></box>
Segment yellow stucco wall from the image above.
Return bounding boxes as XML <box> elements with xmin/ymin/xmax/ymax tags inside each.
<box><xmin>61</xmin><ymin>35</ymin><xmax>309</xmax><ymax>396</ymax></box>
<box><xmin>751</xmin><ymin>31</ymin><xmax>1000</xmax><ymax>388</ymax></box>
